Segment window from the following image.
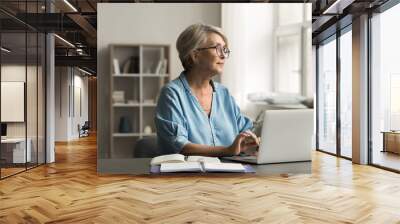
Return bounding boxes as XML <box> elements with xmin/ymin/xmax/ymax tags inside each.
<box><xmin>276</xmin><ymin>33</ymin><xmax>302</xmax><ymax>94</ymax></box>
<box><xmin>317</xmin><ymin>36</ymin><xmax>337</xmax><ymax>154</ymax></box>
<box><xmin>371</xmin><ymin>2</ymin><xmax>400</xmax><ymax>171</ymax></box>
<box><xmin>274</xmin><ymin>4</ymin><xmax>311</xmax><ymax>95</ymax></box>
<box><xmin>390</xmin><ymin>74</ymin><xmax>400</xmax><ymax>130</ymax></box>
<box><xmin>0</xmin><ymin>2</ymin><xmax>47</xmax><ymax>179</ymax></box>
<box><xmin>339</xmin><ymin>28</ymin><xmax>352</xmax><ymax>158</ymax></box>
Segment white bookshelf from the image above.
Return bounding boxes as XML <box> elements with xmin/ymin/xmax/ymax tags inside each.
<box><xmin>110</xmin><ymin>44</ymin><xmax>170</xmax><ymax>158</ymax></box>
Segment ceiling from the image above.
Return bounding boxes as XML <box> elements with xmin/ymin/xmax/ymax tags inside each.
<box><xmin>0</xmin><ymin>0</ymin><xmax>393</xmax><ymax>75</ymax></box>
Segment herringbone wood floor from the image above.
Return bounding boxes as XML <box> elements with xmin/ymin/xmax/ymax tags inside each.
<box><xmin>1</xmin><ymin>134</ymin><xmax>400</xmax><ymax>224</ymax></box>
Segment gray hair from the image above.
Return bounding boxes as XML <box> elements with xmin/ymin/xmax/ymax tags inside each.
<box><xmin>176</xmin><ymin>23</ymin><xmax>228</xmax><ymax>71</ymax></box>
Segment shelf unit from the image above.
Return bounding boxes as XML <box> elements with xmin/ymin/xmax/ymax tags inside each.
<box><xmin>110</xmin><ymin>44</ymin><xmax>170</xmax><ymax>158</ymax></box>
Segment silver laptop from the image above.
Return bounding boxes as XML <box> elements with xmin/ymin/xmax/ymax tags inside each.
<box><xmin>224</xmin><ymin>109</ymin><xmax>314</xmax><ymax>164</ymax></box>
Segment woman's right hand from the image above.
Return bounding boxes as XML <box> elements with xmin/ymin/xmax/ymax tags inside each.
<box><xmin>227</xmin><ymin>131</ymin><xmax>259</xmax><ymax>156</ymax></box>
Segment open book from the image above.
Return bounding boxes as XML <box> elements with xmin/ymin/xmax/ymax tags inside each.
<box><xmin>150</xmin><ymin>154</ymin><xmax>247</xmax><ymax>173</ymax></box>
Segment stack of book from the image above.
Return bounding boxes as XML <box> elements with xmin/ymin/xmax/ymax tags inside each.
<box><xmin>154</xmin><ymin>59</ymin><xmax>168</xmax><ymax>74</ymax></box>
<box><xmin>150</xmin><ymin>154</ymin><xmax>254</xmax><ymax>173</ymax></box>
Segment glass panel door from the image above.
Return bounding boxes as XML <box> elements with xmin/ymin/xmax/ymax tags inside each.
<box><xmin>317</xmin><ymin>37</ymin><xmax>337</xmax><ymax>154</ymax></box>
<box><xmin>0</xmin><ymin>1</ymin><xmax>46</xmax><ymax>178</ymax></box>
<box><xmin>371</xmin><ymin>4</ymin><xmax>400</xmax><ymax>171</ymax></box>
<box><xmin>1</xmin><ymin>31</ymin><xmax>28</xmax><ymax>178</ymax></box>
<box><xmin>339</xmin><ymin>29</ymin><xmax>352</xmax><ymax>158</ymax></box>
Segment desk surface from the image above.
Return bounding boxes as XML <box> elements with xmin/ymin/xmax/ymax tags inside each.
<box><xmin>98</xmin><ymin>158</ymin><xmax>311</xmax><ymax>175</ymax></box>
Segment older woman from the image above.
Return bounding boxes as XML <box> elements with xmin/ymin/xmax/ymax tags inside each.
<box><xmin>155</xmin><ymin>23</ymin><xmax>259</xmax><ymax>157</ymax></box>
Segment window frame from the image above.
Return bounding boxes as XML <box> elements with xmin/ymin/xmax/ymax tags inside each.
<box><xmin>315</xmin><ymin>24</ymin><xmax>353</xmax><ymax>161</ymax></box>
<box><xmin>368</xmin><ymin>0</ymin><xmax>400</xmax><ymax>173</ymax></box>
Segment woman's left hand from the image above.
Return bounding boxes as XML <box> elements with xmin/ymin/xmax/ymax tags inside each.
<box><xmin>240</xmin><ymin>130</ymin><xmax>260</xmax><ymax>153</ymax></box>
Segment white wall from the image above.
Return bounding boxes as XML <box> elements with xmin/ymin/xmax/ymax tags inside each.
<box><xmin>97</xmin><ymin>3</ymin><xmax>221</xmax><ymax>158</ymax></box>
<box><xmin>1</xmin><ymin>65</ymin><xmax>37</xmax><ymax>137</ymax></box>
<box><xmin>1</xmin><ymin>64</ymin><xmax>46</xmax><ymax>163</ymax></box>
<box><xmin>55</xmin><ymin>67</ymin><xmax>69</xmax><ymax>141</ymax></box>
<box><xmin>98</xmin><ymin>3</ymin><xmax>221</xmax><ymax>80</ymax></box>
<box><xmin>55</xmin><ymin>67</ymin><xmax>89</xmax><ymax>141</ymax></box>
<box><xmin>1</xmin><ymin>65</ymin><xmax>26</xmax><ymax>81</ymax></box>
<box><xmin>72</xmin><ymin>73</ymin><xmax>89</xmax><ymax>138</ymax></box>
<box><xmin>1</xmin><ymin>65</ymin><xmax>27</xmax><ymax>138</ymax></box>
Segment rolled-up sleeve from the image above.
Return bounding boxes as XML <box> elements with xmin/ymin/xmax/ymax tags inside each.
<box><xmin>155</xmin><ymin>87</ymin><xmax>190</xmax><ymax>153</ymax></box>
<box><xmin>230</xmin><ymin>95</ymin><xmax>253</xmax><ymax>133</ymax></box>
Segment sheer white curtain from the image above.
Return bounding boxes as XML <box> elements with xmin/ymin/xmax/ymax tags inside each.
<box><xmin>221</xmin><ymin>4</ymin><xmax>249</xmax><ymax>110</ymax></box>
<box><xmin>221</xmin><ymin>4</ymin><xmax>274</xmax><ymax>119</ymax></box>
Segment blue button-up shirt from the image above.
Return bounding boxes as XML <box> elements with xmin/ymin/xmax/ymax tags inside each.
<box><xmin>154</xmin><ymin>72</ymin><xmax>253</xmax><ymax>154</ymax></box>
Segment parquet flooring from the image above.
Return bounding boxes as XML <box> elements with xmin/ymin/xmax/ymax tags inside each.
<box><xmin>1</xmin><ymin>134</ymin><xmax>400</xmax><ymax>223</ymax></box>
<box><xmin>1</xmin><ymin>167</ymin><xmax>26</xmax><ymax>178</ymax></box>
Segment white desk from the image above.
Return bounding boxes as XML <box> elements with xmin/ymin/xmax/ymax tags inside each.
<box><xmin>1</xmin><ymin>138</ymin><xmax>31</xmax><ymax>163</ymax></box>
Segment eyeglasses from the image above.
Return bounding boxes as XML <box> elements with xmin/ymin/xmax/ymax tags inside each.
<box><xmin>196</xmin><ymin>44</ymin><xmax>231</xmax><ymax>58</ymax></box>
